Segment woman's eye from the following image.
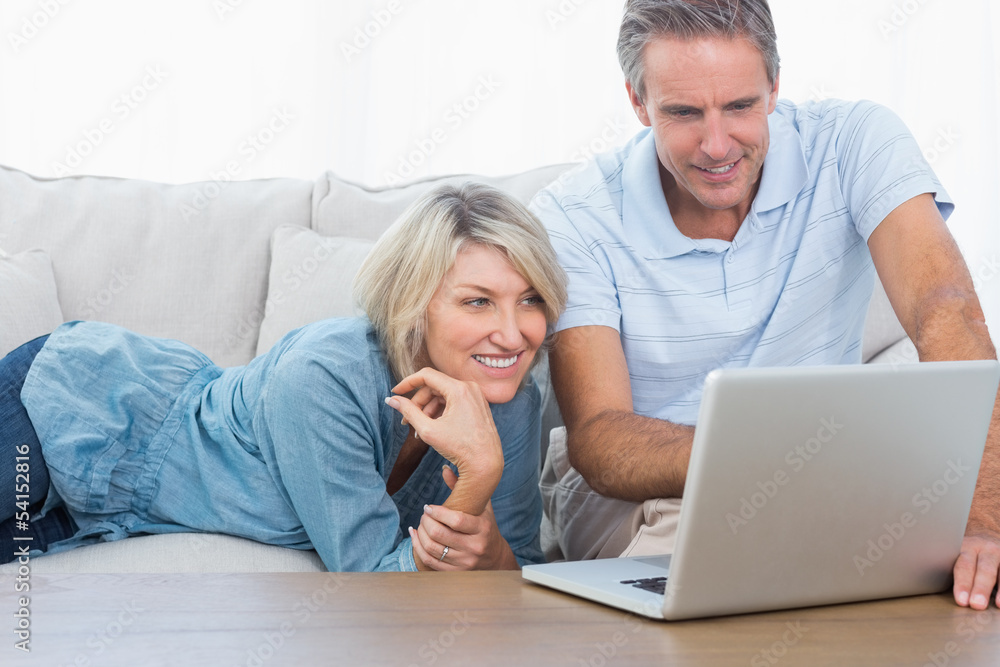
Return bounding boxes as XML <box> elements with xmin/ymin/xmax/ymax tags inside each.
<box><xmin>466</xmin><ymin>298</ymin><xmax>489</xmax><ymax>307</ymax></box>
<box><xmin>522</xmin><ymin>295</ymin><xmax>544</xmax><ymax>307</ymax></box>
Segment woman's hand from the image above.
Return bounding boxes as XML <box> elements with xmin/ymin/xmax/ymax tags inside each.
<box><xmin>409</xmin><ymin>466</ymin><xmax>519</xmax><ymax>571</ymax></box>
<box><xmin>385</xmin><ymin>367</ymin><xmax>504</xmax><ymax>516</ymax></box>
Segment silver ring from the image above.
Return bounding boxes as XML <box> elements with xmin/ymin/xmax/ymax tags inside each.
<box><xmin>439</xmin><ymin>546</ymin><xmax>449</xmax><ymax>561</ymax></box>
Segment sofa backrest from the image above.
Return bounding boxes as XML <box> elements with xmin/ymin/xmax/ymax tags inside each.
<box><xmin>0</xmin><ymin>164</ymin><xmax>313</xmax><ymax>367</ymax></box>
<box><xmin>311</xmin><ymin>164</ymin><xmax>573</xmax><ymax>240</ymax></box>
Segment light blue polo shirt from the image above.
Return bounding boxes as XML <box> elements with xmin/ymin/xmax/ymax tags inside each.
<box><xmin>532</xmin><ymin>99</ymin><xmax>953</xmax><ymax>426</ymax></box>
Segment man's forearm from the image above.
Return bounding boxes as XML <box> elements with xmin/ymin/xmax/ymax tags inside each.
<box><xmin>912</xmin><ymin>291</ymin><xmax>1000</xmax><ymax>533</ymax></box>
<box><xmin>568</xmin><ymin>409</ymin><xmax>695</xmax><ymax>502</ymax></box>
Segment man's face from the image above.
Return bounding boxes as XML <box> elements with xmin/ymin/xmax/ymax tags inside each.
<box><xmin>627</xmin><ymin>36</ymin><xmax>779</xmax><ymax>221</ymax></box>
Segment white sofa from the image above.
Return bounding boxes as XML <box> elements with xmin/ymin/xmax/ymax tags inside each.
<box><xmin>0</xmin><ymin>162</ymin><xmax>915</xmax><ymax>573</ymax></box>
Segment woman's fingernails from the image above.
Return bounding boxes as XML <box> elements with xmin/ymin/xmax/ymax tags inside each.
<box><xmin>384</xmin><ymin>396</ymin><xmax>399</xmax><ymax>409</ymax></box>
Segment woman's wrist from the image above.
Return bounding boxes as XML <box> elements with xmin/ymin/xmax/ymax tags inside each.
<box><xmin>442</xmin><ymin>452</ymin><xmax>503</xmax><ymax>515</ymax></box>
<box><xmin>441</xmin><ymin>472</ymin><xmax>498</xmax><ymax>515</ymax></box>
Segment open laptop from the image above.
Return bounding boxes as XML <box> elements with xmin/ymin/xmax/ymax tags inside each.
<box><xmin>523</xmin><ymin>360</ymin><xmax>1000</xmax><ymax>620</ymax></box>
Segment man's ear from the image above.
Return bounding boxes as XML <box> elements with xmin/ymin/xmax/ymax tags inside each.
<box><xmin>767</xmin><ymin>71</ymin><xmax>780</xmax><ymax>114</ymax></box>
<box><xmin>626</xmin><ymin>80</ymin><xmax>651</xmax><ymax>127</ymax></box>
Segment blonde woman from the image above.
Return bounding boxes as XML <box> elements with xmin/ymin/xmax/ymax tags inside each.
<box><xmin>1</xmin><ymin>183</ymin><xmax>567</xmax><ymax>572</ymax></box>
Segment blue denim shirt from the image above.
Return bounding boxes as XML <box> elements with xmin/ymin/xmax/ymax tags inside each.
<box><xmin>21</xmin><ymin>319</ymin><xmax>544</xmax><ymax>571</ymax></box>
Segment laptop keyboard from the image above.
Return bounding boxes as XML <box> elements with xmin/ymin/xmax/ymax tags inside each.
<box><xmin>620</xmin><ymin>576</ymin><xmax>668</xmax><ymax>595</ymax></box>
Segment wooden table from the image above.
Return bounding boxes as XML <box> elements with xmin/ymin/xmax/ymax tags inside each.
<box><xmin>3</xmin><ymin>571</ymin><xmax>1000</xmax><ymax>666</ymax></box>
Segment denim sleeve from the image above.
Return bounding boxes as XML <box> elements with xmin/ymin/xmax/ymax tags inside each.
<box><xmin>489</xmin><ymin>381</ymin><xmax>544</xmax><ymax>566</ymax></box>
<box><xmin>257</xmin><ymin>350</ymin><xmax>417</xmax><ymax>572</ymax></box>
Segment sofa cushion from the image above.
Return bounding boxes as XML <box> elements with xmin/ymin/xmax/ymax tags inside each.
<box><xmin>0</xmin><ymin>533</ymin><xmax>325</xmax><ymax>574</ymax></box>
<box><xmin>311</xmin><ymin>164</ymin><xmax>572</xmax><ymax>240</ymax></box>
<box><xmin>862</xmin><ymin>275</ymin><xmax>909</xmax><ymax>362</ymax></box>
<box><xmin>867</xmin><ymin>336</ymin><xmax>919</xmax><ymax>366</ymax></box>
<box><xmin>0</xmin><ymin>164</ymin><xmax>314</xmax><ymax>367</ymax></box>
<box><xmin>0</xmin><ymin>248</ymin><xmax>65</xmax><ymax>357</ymax></box>
<box><xmin>256</xmin><ymin>226</ymin><xmax>374</xmax><ymax>356</ymax></box>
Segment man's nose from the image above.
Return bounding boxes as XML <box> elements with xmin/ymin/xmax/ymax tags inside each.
<box><xmin>700</xmin><ymin>114</ymin><xmax>731</xmax><ymax>161</ymax></box>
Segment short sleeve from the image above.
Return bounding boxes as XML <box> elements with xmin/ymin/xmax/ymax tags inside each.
<box><xmin>530</xmin><ymin>187</ymin><xmax>623</xmax><ymax>334</ymax></box>
<box><xmin>836</xmin><ymin>101</ymin><xmax>954</xmax><ymax>240</ymax></box>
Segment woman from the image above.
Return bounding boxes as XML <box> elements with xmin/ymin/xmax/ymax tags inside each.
<box><xmin>0</xmin><ymin>182</ymin><xmax>567</xmax><ymax>572</ymax></box>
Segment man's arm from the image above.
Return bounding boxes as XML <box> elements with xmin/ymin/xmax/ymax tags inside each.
<box><xmin>867</xmin><ymin>192</ymin><xmax>1000</xmax><ymax>610</ymax></box>
<box><xmin>549</xmin><ymin>325</ymin><xmax>694</xmax><ymax>502</ymax></box>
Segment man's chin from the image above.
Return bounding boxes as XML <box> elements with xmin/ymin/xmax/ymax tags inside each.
<box><xmin>691</xmin><ymin>184</ymin><xmax>755</xmax><ymax>212</ymax></box>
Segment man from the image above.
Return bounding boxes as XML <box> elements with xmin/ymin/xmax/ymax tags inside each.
<box><xmin>531</xmin><ymin>0</ymin><xmax>1000</xmax><ymax>611</ymax></box>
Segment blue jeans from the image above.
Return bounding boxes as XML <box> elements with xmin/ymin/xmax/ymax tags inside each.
<box><xmin>0</xmin><ymin>335</ymin><xmax>77</xmax><ymax>563</ymax></box>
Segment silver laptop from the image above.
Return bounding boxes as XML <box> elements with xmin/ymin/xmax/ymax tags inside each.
<box><xmin>523</xmin><ymin>360</ymin><xmax>1000</xmax><ymax>620</ymax></box>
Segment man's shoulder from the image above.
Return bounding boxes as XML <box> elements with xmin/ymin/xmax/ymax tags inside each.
<box><xmin>533</xmin><ymin>130</ymin><xmax>647</xmax><ymax>207</ymax></box>
<box><xmin>530</xmin><ymin>128</ymin><xmax>650</xmax><ymax>240</ymax></box>
<box><xmin>775</xmin><ymin>98</ymin><xmax>904</xmax><ymax>147</ymax></box>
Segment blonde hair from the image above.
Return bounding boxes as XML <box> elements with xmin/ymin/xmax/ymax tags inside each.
<box><xmin>353</xmin><ymin>182</ymin><xmax>567</xmax><ymax>381</ymax></box>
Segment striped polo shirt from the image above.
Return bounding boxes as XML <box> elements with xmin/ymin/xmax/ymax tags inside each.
<box><xmin>532</xmin><ymin>99</ymin><xmax>953</xmax><ymax>426</ymax></box>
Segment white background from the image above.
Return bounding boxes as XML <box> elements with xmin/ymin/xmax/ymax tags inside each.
<box><xmin>1</xmin><ymin>0</ymin><xmax>997</xmax><ymax>338</ymax></box>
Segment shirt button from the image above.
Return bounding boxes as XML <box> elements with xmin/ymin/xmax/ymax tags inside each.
<box><xmin>727</xmin><ymin>255</ymin><xmax>735</xmax><ymax>264</ymax></box>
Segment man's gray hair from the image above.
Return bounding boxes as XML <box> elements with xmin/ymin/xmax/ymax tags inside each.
<box><xmin>618</xmin><ymin>0</ymin><xmax>780</xmax><ymax>103</ymax></box>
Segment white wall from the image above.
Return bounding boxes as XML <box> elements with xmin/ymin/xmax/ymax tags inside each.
<box><xmin>1</xmin><ymin>0</ymin><xmax>997</xmax><ymax>337</ymax></box>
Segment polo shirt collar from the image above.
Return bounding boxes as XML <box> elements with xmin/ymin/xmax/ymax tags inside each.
<box><xmin>621</xmin><ymin>109</ymin><xmax>810</xmax><ymax>260</ymax></box>
<box><xmin>753</xmin><ymin>109</ymin><xmax>809</xmax><ymax>214</ymax></box>
<box><xmin>622</xmin><ymin>129</ymin><xmax>695</xmax><ymax>260</ymax></box>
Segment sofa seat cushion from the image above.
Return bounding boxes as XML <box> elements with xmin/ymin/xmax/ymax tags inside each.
<box><xmin>0</xmin><ymin>533</ymin><xmax>325</xmax><ymax>574</ymax></box>
<box><xmin>0</xmin><ymin>248</ymin><xmax>64</xmax><ymax>357</ymax></box>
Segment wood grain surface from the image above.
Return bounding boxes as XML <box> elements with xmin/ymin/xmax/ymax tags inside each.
<box><xmin>2</xmin><ymin>571</ymin><xmax>998</xmax><ymax>666</ymax></box>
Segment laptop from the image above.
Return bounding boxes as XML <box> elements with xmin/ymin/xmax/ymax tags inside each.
<box><xmin>523</xmin><ymin>360</ymin><xmax>1000</xmax><ymax>620</ymax></box>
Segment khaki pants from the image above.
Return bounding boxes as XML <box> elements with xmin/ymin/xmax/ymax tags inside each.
<box><xmin>540</xmin><ymin>427</ymin><xmax>683</xmax><ymax>560</ymax></box>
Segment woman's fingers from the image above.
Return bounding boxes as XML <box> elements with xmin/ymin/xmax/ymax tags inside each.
<box><xmin>386</xmin><ymin>366</ymin><xmax>504</xmax><ymax>516</ymax></box>
<box><xmin>408</xmin><ymin>525</ymin><xmax>458</xmax><ymax>571</ymax></box>
<box><xmin>391</xmin><ymin>367</ymin><xmax>454</xmax><ymax>397</ymax></box>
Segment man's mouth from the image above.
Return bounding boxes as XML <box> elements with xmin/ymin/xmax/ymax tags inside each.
<box><xmin>698</xmin><ymin>161</ymin><xmax>738</xmax><ymax>175</ymax></box>
<box><xmin>473</xmin><ymin>354</ymin><xmax>518</xmax><ymax>369</ymax></box>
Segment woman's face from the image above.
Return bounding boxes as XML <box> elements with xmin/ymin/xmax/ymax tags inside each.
<box><xmin>422</xmin><ymin>243</ymin><xmax>548</xmax><ymax>404</ymax></box>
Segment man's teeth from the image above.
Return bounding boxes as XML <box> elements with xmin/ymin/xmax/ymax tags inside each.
<box><xmin>474</xmin><ymin>355</ymin><xmax>517</xmax><ymax>369</ymax></box>
<box><xmin>703</xmin><ymin>163</ymin><xmax>736</xmax><ymax>174</ymax></box>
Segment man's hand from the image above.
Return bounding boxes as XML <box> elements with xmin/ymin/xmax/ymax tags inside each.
<box><xmin>954</xmin><ymin>531</ymin><xmax>1000</xmax><ymax>610</ymax></box>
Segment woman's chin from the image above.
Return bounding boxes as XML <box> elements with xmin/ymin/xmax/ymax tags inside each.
<box><xmin>479</xmin><ymin>385</ymin><xmax>520</xmax><ymax>404</ymax></box>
